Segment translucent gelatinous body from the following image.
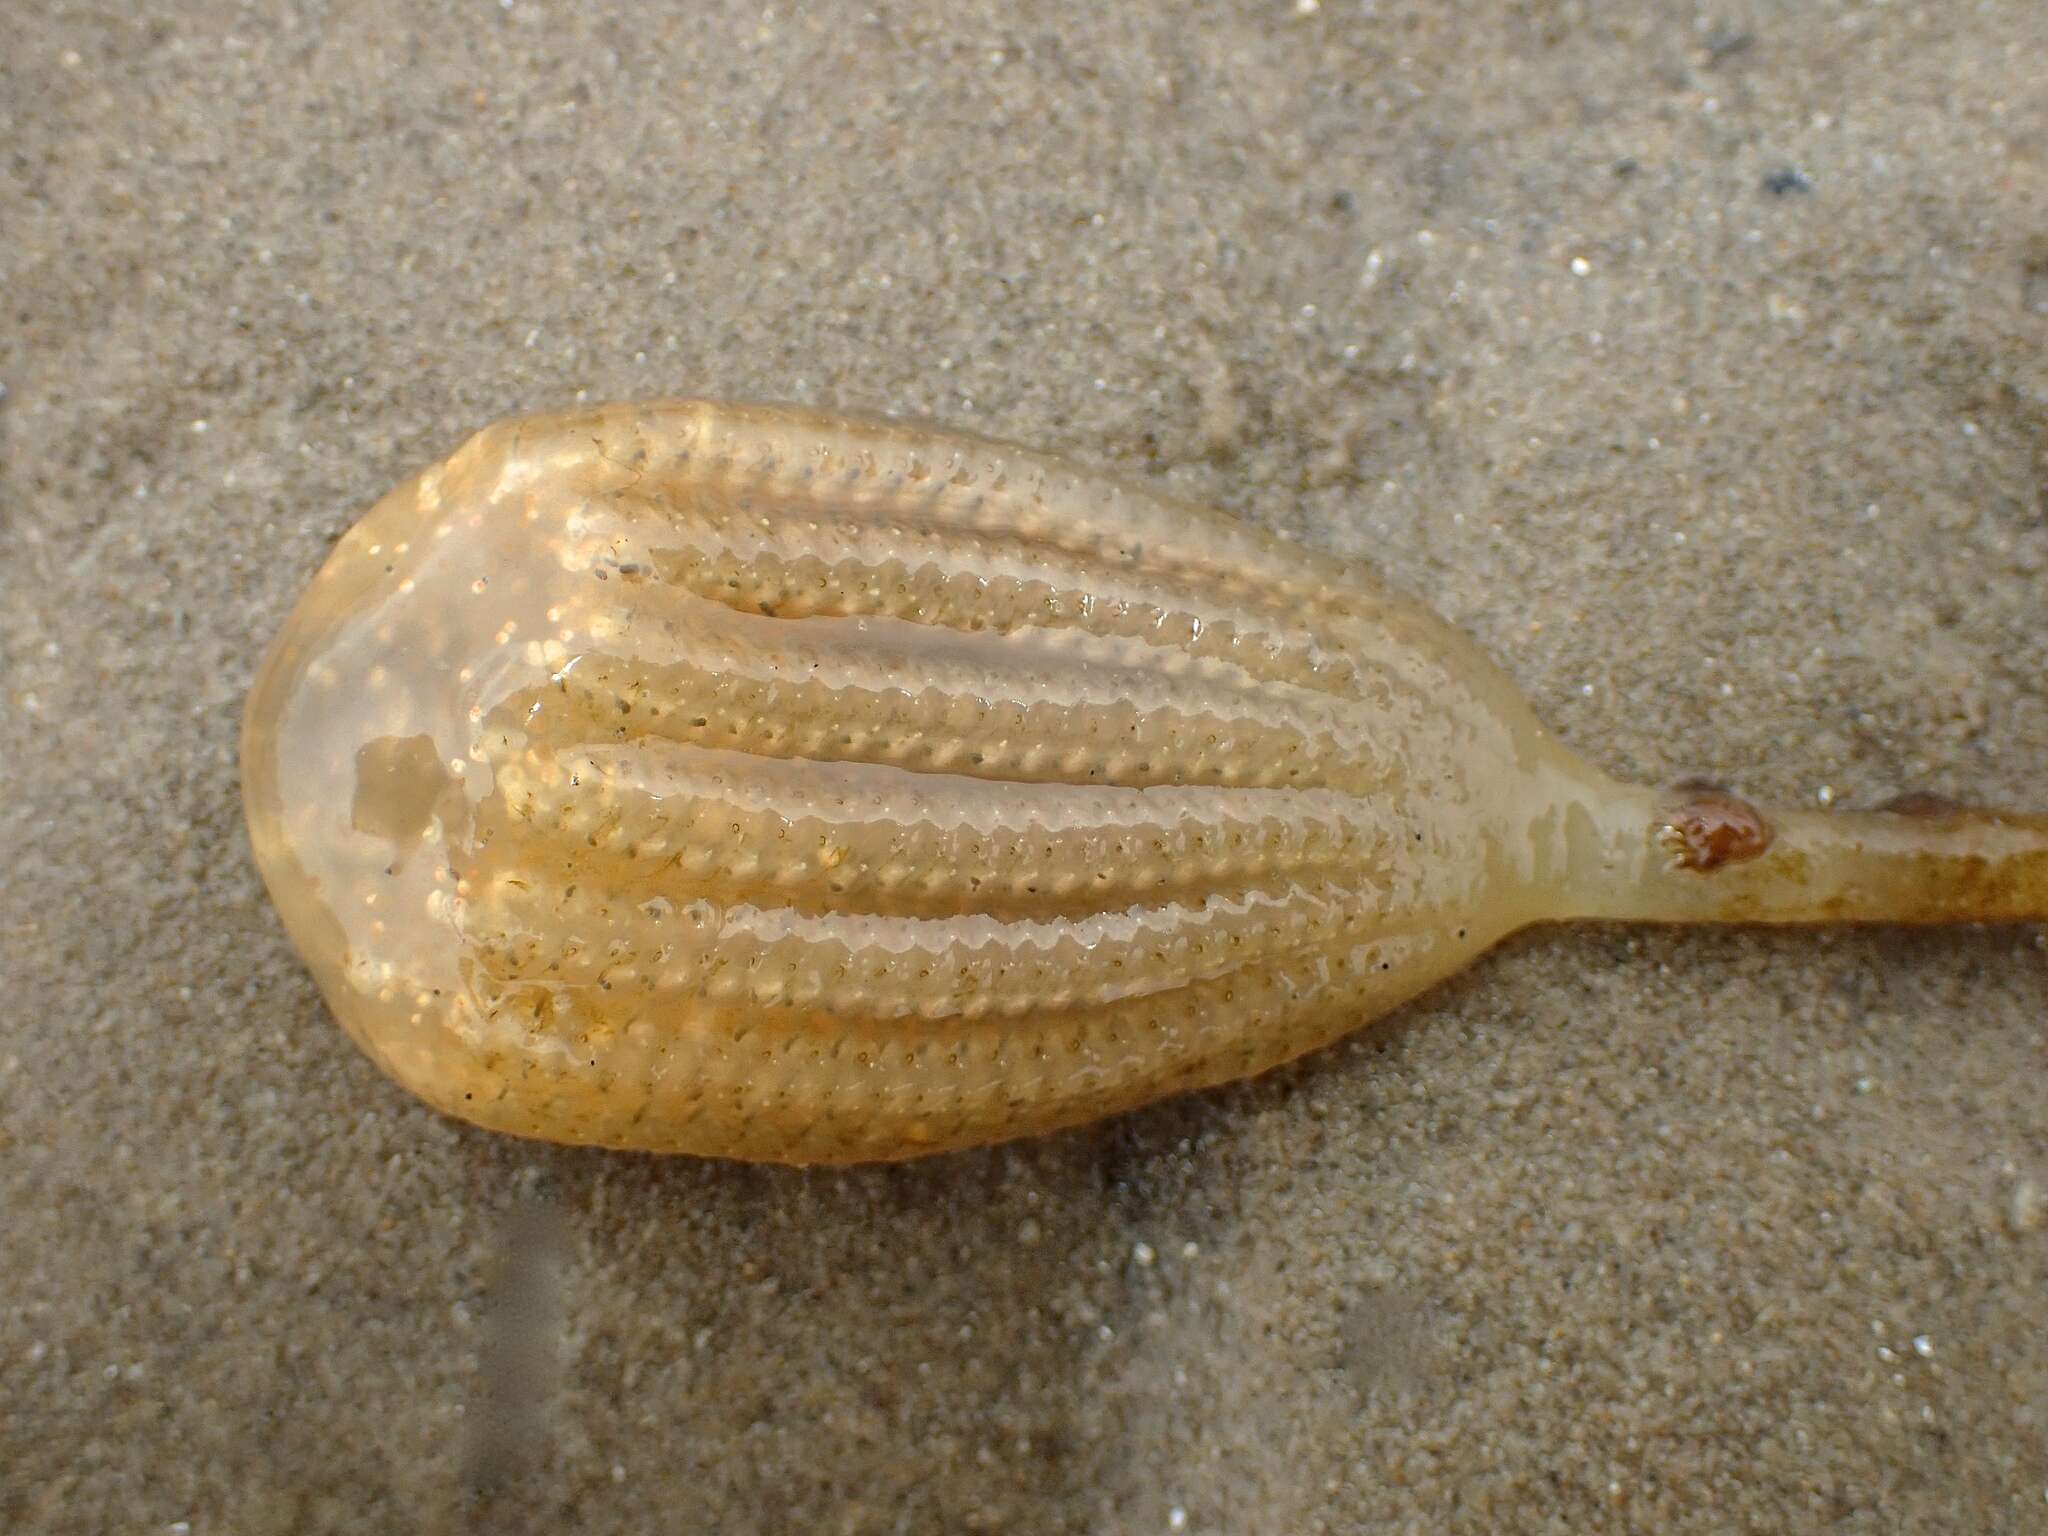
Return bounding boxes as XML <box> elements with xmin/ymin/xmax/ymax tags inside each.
<box><xmin>241</xmin><ymin>401</ymin><xmax>2048</xmax><ymax>1163</ymax></box>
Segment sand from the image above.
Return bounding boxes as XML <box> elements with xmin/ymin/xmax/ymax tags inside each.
<box><xmin>3</xmin><ymin>2</ymin><xmax>2044</xmax><ymax>1531</ymax></box>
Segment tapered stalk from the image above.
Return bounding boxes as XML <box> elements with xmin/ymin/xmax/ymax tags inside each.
<box><xmin>1554</xmin><ymin>776</ymin><xmax>2048</xmax><ymax>927</ymax></box>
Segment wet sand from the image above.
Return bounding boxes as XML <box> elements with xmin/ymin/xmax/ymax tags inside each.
<box><xmin>4</xmin><ymin>3</ymin><xmax>2044</xmax><ymax>1531</ymax></box>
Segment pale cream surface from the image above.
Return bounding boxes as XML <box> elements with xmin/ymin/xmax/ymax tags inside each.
<box><xmin>240</xmin><ymin>401</ymin><xmax>1601</xmax><ymax>1161</ymax></box>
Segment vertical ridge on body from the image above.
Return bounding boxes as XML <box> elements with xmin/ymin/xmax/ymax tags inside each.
<box><xmin>477</xmin><ymin>744</ymin><xmax>1400</xmax><ymax>919</ymax></box>
<box><xmin>593</xmin><ymin>487</ymin><xmax>1377</xmax><ymax>700</ymax></box>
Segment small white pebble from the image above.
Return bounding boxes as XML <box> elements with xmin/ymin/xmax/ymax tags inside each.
<box><xmin>1133</xmin><ymin>1241</ymin><xmax>1156</xmax><ymax>1267</ymax></box>
<box><xmin>1912</xmin><ymin>1335</ymin><xmax>1934</xmax><ymax>1358</ymax></box>
<box><xmin>1570</xmin><ymin>256</ymin><xmax>1592</xmax><ymax>276</ymax></box>
<box><xmin>2010</xmin><ymin>1178</ymin><xmax>2043</xmax><ymax>1232</ymax></box>
<box><xmin>1169</xmin><ymin>1508</ymin><xmax>1188</xmax><ymax>1532</ymax></box>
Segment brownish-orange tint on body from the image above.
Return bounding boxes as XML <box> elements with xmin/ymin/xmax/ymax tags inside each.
<box><xmin>241</xmin><ymin>401</ymin><xmax>2048</xmax><ymax>1163</ymax></box>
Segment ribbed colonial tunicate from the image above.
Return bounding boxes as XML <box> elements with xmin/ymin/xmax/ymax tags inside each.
<box><xmin>241</xmin><ymin>400</ymin><xmax>2048</xmax><ymax>1162</ymax></box>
